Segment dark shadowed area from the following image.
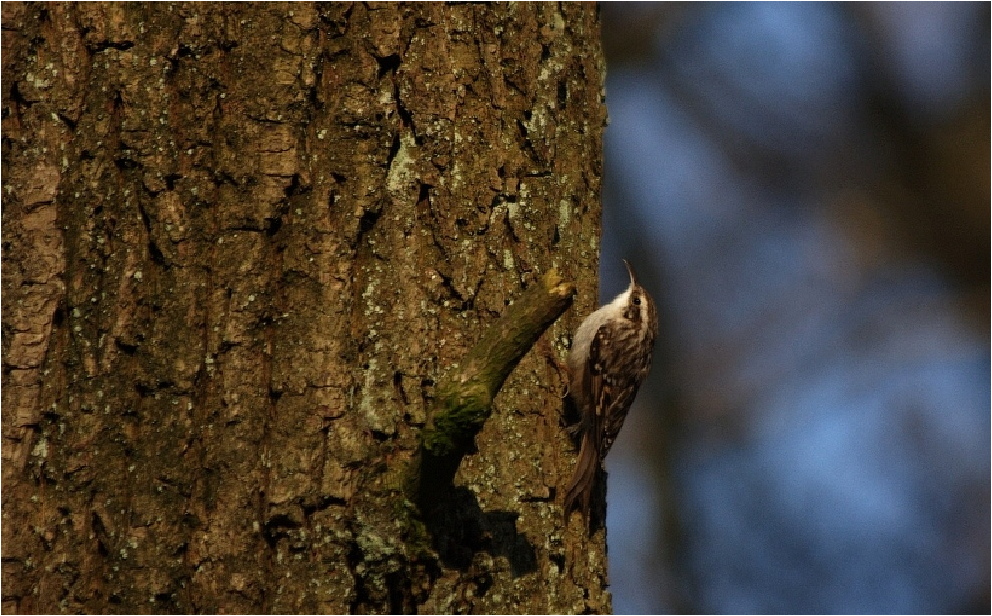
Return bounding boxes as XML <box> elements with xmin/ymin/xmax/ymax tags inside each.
<box><xmin>598</xmin><ymin>3</ymin><xmax>989</xmax><ymax>614</ymax></box>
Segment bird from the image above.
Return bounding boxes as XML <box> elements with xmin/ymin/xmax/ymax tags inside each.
<box><xmin>563</xmin><ymin>259</ymin><xmax>657</xmax><ymax>529</ymax></box>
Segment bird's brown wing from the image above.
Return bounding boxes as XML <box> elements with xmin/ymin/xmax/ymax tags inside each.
<box><xmin>563</xmin><ymin>324</ymin><xmax>612</xmax><ymax>526</ymax></box>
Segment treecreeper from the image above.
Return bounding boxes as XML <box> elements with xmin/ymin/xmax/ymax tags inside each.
<box><xmin>564</xmin><ymin>260</ymin><xmax>658</xmax><ymax>530</ymax></box>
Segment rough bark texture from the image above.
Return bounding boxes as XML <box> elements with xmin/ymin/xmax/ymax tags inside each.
<box><xmin>2</xmin><ymin>2</ymin><xmax>608</xmax><ymax>614</ymax></box>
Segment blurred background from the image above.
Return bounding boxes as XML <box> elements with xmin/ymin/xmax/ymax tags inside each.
<box><xmin>596</xmin><ymin>3</ymin><xmax>989</xmax><ymax>614</ymax></box>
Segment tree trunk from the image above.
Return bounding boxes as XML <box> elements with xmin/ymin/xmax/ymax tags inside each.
<box><xmin>2</xmin><ymin>2</ymin><xmax>609</xmax><ymax>613</ymax></box>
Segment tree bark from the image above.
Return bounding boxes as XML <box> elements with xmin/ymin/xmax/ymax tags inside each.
<box><xmin>2</xmin><ymin>2</ymin><xmax>608</xmax><ymax>613</ymax></box>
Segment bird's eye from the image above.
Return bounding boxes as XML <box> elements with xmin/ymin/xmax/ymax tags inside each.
<box><xmin>633</xmin><ymin>297</ymin><xmax>641</xmax><ymax>306</ymax></box>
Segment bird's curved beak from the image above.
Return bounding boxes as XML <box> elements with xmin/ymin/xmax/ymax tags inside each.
<box><xmin>623</xmin><ymin>259</ymin><xmax>638</xmax><ymax>286</ymax></box>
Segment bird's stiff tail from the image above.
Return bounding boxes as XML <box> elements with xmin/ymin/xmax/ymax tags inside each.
<box><xmin>563</xmin><ymin>430</ymin><xmax>599</xmax><ymax>528</ymax></box>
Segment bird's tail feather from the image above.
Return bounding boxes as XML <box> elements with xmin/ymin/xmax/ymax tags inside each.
<box><xmin>563</xmin><ymin>431</ymin><xmax>598</xmax><ymax>529</ymax></box>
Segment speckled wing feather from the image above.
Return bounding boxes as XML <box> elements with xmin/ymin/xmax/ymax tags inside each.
<box><xmin>563</xmin><ymin>323</ymin><xmax>611</xmax><ymax>522</ymax></box>
<box><xmin>596</xmin><ymin>320</ymin><xmax>642</xmax><ymax>459</ymax></box>
<box><xmin>587</xmin><ymin>325</ymin><xmax>610</xmax><ymax>454</ymax></box>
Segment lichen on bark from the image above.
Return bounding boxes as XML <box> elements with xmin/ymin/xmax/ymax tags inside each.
<box><xmin>2</xmin><ymin>2</ymin><xmax>610</xmax><ymax>613</ymax></box>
